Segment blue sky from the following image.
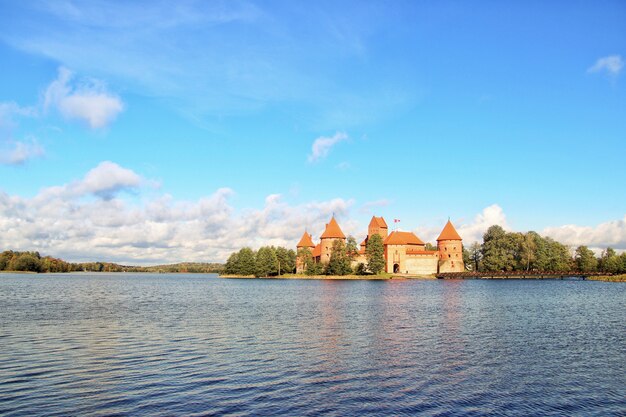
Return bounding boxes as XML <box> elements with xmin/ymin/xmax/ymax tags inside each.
<box><xmin>0</xmin><ymin>1</ymin><xmax>625</xmax><ymax>263</ymax></box>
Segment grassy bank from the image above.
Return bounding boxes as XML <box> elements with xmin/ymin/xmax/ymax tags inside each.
<box><xmin>587</xmin><ymin>274</ymin><xmax>626</xmax><ymax>282</ymax></box>
<box><xmin>219</xmin><ymin>273</ymin><xmax>437</xmax><ymax>280</ymax></box>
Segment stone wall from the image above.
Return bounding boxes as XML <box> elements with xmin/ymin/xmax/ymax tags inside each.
<box><xmin>404</xmin><ymin>255</ymin><xmax>439</xmax><ymax>275</ymax></box>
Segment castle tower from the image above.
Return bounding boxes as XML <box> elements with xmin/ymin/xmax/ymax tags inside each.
<box><xmin>368</xmin><ymin>216</ymin><xmax>388</xmax><ymax>240</ymax></box>
<box><xmin>437</xmin><ymin>220</ymin><xmax>464</xmax><ymax>273</ymax></box>
<box><xmin>295</xmin><ymin>231</ymin><xmax>315</xmax><ymax>273</ymax></box>
<box><xmin>360</xmin><ymin>216</ymin><xmax>389</xmax><ymax>252</ymax></box>
<box><xmin>319</xmin><ymin>216</ymin><xmax>346</xmax><ymax>264</ymax></box>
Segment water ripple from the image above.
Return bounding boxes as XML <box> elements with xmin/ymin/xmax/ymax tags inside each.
<box><xmin>0</xmin><ymin>274</ymin><xmax>624</xmax><ymax>416</ymax></box>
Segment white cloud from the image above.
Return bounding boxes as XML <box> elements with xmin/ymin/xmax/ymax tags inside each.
<box><xmin>0</xmin><ymin>138</ymin><xmax>45</xmax><ymax>165</ymax></box>
<box><xmin>308</xmin><ymin>131</ymin><xmax>348</xmax><ymax>163</ymax></box>
<box><xmin>0</xmin><ymin>162</ymin><xmax>354</xmax><ymax>264</ymax></box>
<box><xmin>542</xmin><ymin>216</ymin><xmax>626</xmax><ymax>252</ymax></box>
<box><xmin>413</xmin><ymin>204</ymin><xmax>509</xmax><ymax>245</ymax></box>
<box><xmin>37</xmin><ymin>161</ymin><xmax>143</xmax><ymax>200</ymax></box>
<box><xmin>44</xmin><ymin>67</ymin><xmax>124</xmax><ymax>129</ymax></box>
<box><xmin>588</xmin><ymin>55</ymin><xmax>623</xmax><ymax>76</ymax></box>
<box><xmin>0</xmin><ymin>102</ymin><xmax>37</xmax><ymax>128</ymax></box>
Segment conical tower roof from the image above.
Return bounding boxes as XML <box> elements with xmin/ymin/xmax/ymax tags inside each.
<box><xmin>437</xmin><ymin>220</ymin><xmax>462</xmax><ymax>241</ymax></box>
<box><xmin>296</xmin><ymin>231</ymin><xmax>315</xmax><ymax>248</ymax></box>
<box><xmin>320</xmin><ymin>217</ymin><xmax>346</xmax><ymax>239</ymax></box>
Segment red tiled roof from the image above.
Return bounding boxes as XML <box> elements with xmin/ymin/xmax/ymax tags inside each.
<box><xmin>406</xmin><ymin>250</ymin><xmax>439</xmax><ymax>255</ymax></box>
<box><xmin>320</xmin><ymin>217</ymin><xmax>346</xmax><ymax>239</ymax></box>
<box><xmin>312</xmin><ymin>244</ymin><xmax>321</xmax><ymax>257</ymax></box>
<box><xmin>369</xmin><ymin>216</ymin><xmax>388</xmax><ymax>229</ymax></box>
<box><xmin>296</xmin><ymin>231</ymin><xmax>315</xmax><ymax>248</ymax></box>
<box><xmin>383</xmin><ymin>231</ymin><xmax>425</xmax><ymax>246</ymax></box>
<box><xmin>437</xmin><ymin>220</ymin><xmax>462</xmax><ymax>241</ymax></box>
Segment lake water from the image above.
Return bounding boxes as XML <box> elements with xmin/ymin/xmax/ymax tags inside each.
<box><xmin>0</xmin><ymin>274</ymin><xmax>624</xmax><ymax>416</ymax></box>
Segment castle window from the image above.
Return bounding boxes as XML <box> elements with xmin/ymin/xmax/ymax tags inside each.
<box><xmin>445</xmin><ymin>247</ymin><xmax>447</xmax><ymax>251</ymax></box>
<box><xmin>448</xmin><ymin>254</ymin><xmax>451</xmax><ymax>258</ymax></box>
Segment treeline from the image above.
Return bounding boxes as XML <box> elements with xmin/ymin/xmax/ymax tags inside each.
<box><xmin>465</xmin><ymin>225</ymin><xmax>626</xmax><ymax>273</ymax></box>
<box><xmin>0</xmin><ymin>250</ymin><xmax>224</xmax><ymax>273</ymax></box>
<box><xmin>298</xmin><ymin>235</ymin><xmax>386</xmax><ymax>276</ymax></box>
<box><xmin>223</xmin><ymin>246</ymin><xmax>297</xmax><ymax>277</ymax></box>
<box><xmin>223</xmin><ymin>235</ymin><xmax>387</xmax><ymax>277</ymax></box>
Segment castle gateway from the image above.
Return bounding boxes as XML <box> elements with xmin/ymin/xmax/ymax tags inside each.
<box><xmin>296</xmin><ymin>216</ymin><xmax>464</xmax><ymax>275</ymax></box>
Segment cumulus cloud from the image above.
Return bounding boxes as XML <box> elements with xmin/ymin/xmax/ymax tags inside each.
<box><xmin>588</xmin><ymin>55</ymin><xmax>623</xmax><ymax>76</ymax></box>
<box><xmin>37</xmin><ymin>161</ymin><xmax>143</xmax><ymax>200</ymax></box>
<box><xmin>542</xmin><ymin>216</ymin><xmax>626</xmax><ymax>252</ymax></box>
<box><xmin>308</xmin><ymin>131</ymin><xmax>348</xmax><ymax>163</ymax></box>
<box><xmin>44</xmin><ymin>67</ymin><xmax>124</xmax><ymax>129</ymax></box>
<box><xmin>0</xmin><ymin>162</ymin><xmax>355</xmax><ymax>264</ymax></box>
<box><xmin>0</xmin><ymin>138</ymin><xmax>45</xmax><ymax>165</ymax></box>
<box><xmin>413</xmin><ymin>204</ymin><xmax>509</xmax><ymax>244</ymax></box>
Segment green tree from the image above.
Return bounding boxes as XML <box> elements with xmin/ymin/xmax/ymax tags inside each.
<box><xmin>354</xmin><ymin>263</ymin><xmax>367</xmax><ymax>275</ymax></box>
<box><xmin>346</xmin><ymin>236</ymin><xmax>359</xmax><ymax>260</ymax></box>
<box><xmin>237</xmin><ymin>247</ymin><xmax>257</xmax><ymax>276</ymax></box>
<box><xmin>366</xmin><ymin>233</ymin><xmax>385</xmax><ymax>274</ymax></box>
<box><xmin>326</xmin><ymin>239</ymin><xmax>352</xmax><ymax>275</ymax></box>
<box><xmin>224</xmin><ymin>251</ymin><xmax>240</xmax><ymax>274</ymax></box>
<box><xmin>11</xmin><ymin>253</ymin><xmax>42</xmax><ymax>272</ymax></box>
<box><xmin>425</xmin><ymin>242</ymin><xmax>437</xmax><ymax>251</ymax></box>
<box><xmin>255</xmin><ymin>246</ymin><xmax>278</xmax><ymax>277</ymax></box>
<box><xmin>575</xmin><ymin>246</ymin><xmax>598</xmax><ymax>272</ymax></box>
<box><xmin>519</xmin><ymin>232</ymin><xmax>537</xmax><ymax>271</ymax></box>
<box><xmin>468</xmin><ymin>242</ymin><xmax>482</xmax><ymax>271</ymax></box>
<box><xmin>275</xmin><ymin>247</ymin><xmax>296</xmax><ymax>275</ymax></box>
<box><xmin>481</xmin><ymin>225</ymin><xmax>511</xmax><ymax>271</ymax></box>
<box><xmin>599</xmin><ymin>248</ymin><xmax>620</xmax><ymax>273</ymax></box>
<box><xmin>305</xmin><ymin>255</ymin><xmax>323</xmax><ymax>275</ymax></box>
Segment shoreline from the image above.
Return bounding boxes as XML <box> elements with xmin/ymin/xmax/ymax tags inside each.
<box><xmin>219</xmin><ymin>274</ymin><xmax>437</xmax><ymax>280</ymax></box>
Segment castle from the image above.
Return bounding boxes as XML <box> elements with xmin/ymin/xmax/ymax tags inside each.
<box><xmin>296</xmin><ymin>216</ymin><xmax>464</xmax><ymax>275</ymax></box>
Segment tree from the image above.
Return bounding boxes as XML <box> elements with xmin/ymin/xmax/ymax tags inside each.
<box><xmin>425</xmin><ymin>242</ymin><xmax>437</xmax><ymax>251</ymax></box>
<box><xmin>255</xmin><ymin>246</ymin><xmax>278</xmax><ymax>277</ymax></box>
<box><xmin>224</xmin><ymin>252</ymin><xmax>240</xmax><ymax>274</ymax></box>
<box><xmin>326</xmin><ymin>239</ymin><xmax>352</xmax><ymax>275</ymax></box>
<box><xmin>237</xmin><ymin>247</ymin><xmax>257</xmax><ymax>276</ymax></box>
<box><xmin>305</xmin><ymin>256</ymin><xmax>323</xmax><ymax>275</ymax></box>
<box><xmin>519</xmin><ymin>232</ymin><xmax>537</xmax><ymax>271</ymax></box>
<box><xmin>599</xmin><ymin>248</ymin><xmax>620</xmax><ymax>273</ymax></box>
<box><xmin>354</xmin><ymin>263</ymin><xmax>367</xmax><ymax>275</ymax></box>
<box><xmin>575</xmin><ymin>246</ymin><xmax>598</xmax><ymax>272</ymax></box>
<box><xmin>462</xmin><ymin>246</ymin><xmax>472</xmax><ymax>271</ymax></box>
<box><xmin>346</xmin><ymin>236</ymin><xmax>359</xmax><ymax>260</ymax></box>
<box><xmin>10</xmin><ymin>253</ymin><xmax>42</xmax><ymax>272</ymax></box>
<box><xmin>275</xmin><ymin>247</ymin><xmax>296</xmax><ymax>275</ymax></box>
<box><xmin>366</xmin><ymin>233</ymin><xmax>385</xmax><ymax>274</ymax></box>
<box><xmin>468</xmin><ymin>242</ymin><xmax>482</xmax><ymax>271</ymax></box>
<box><xmin>481</xmin><ymin>225</ymin><xmax>511</xmax><ymax>271</ymax></box>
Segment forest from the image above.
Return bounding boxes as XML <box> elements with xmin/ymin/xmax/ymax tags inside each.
<box><xmin>0</xmin><ymin>251</ymin><xmax>224</xmax><ymax>274</ymax></box>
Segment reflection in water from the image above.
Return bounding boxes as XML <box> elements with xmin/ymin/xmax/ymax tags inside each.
<box><xmin>0</xmin><ymin>274</ymin><xmax>625</xmax><ymax>416</ymax></box>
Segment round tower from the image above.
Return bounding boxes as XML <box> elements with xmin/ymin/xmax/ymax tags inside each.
<box><xmin>437</xmin><ymin>220</ymin><xmax>464</xmax><ymax>273</ymax></box>
<box><xmin>296</xmin><ymin>231</ymin><xmax>315</xmax><ymax>273</ymax></box>
<box><xmin>319</xmin><ymin>216</ymin><xmax>346</xmax><ymax>264</ymax></box>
